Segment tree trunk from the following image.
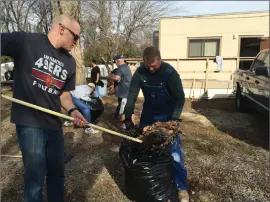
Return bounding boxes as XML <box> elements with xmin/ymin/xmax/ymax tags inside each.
<box><xmin>51</xmin><ymin>0</ymin><xmax>86</xmax><ymax>85</ymax></box>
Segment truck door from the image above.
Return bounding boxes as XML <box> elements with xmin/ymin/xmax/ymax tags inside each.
<box><xmin>248</xmin><ymin>51</ymin><xmax>268</xmax><ymax>108</ymax></box>
<box><xmin>254</xmin><ymin>51</ymin><xmax>269</xmax><ymax>110</ymax></box>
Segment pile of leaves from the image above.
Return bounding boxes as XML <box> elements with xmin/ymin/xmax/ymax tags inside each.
<box><xmin>140</xmin><ymin>120</ymin><xmax>183</xmax><ymax>149</ymax></box>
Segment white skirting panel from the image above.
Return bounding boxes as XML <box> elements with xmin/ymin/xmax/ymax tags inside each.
<box><xmin>137</xmin><ymin>88</ymin><xmax>235</xmax><ymax>99</ymax></box>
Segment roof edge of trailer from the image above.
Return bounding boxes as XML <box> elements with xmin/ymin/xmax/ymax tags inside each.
<box><xmin>161</xmin><ymin>10</ymin><xmax>270</xmax><ymax>20</ymax></box>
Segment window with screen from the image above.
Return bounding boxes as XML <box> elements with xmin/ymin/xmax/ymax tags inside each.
<box><xmin>188</xmin><ymin>39</ymin><xmax>220</xmax><ymax>57</ymax></box>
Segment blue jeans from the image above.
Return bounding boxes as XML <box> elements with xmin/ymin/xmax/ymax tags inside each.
<box><xmin>93</xmin><ymin>85</ymin><xmax>106</xmax><ymax>99</ymax></box>
<box><xmin>169</xmin><ymin>135</ymin><xmax>188</xmax><ymax>191</ymax></box>
<box><xmin>16</xmin><ymin>125</ymin><xmax>64</xmax><ymax>202</ymax></box>
<box><xmin>92</xmin><ymin>88</ymin><xmax>101</xmax><ymax>99</ymax></box>
<box><xmin>71</xmin><ymin>96</ymin><xmax>91</xmax><ymax>128</ymax></box>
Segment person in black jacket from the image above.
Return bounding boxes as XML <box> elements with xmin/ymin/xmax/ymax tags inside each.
<box><xmin>90</xmin><ymin>59</ymin><xmax>104</xmax><ymax>98</ymax></box>
<box><xmin>1</xmin><ymin>14</ymin><xmax>88</xmax><ymax>202</ymax></box>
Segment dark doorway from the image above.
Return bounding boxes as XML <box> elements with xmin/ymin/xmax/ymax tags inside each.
<box><xmin>240</xmin><ymin>37</ymin><xmax>261</xmax><ymax>57</ymax></box>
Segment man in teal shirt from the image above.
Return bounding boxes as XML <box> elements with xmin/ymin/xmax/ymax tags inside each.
<box><xmin>110</xmin><ymin>55</ymin><xmax>132</xmax><ymax>118</ymax></box>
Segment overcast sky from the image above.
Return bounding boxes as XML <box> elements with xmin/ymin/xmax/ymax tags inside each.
<box><xmin>167</xmin><ymin>1</ymin><xmax>269</xmax><ymax>17</ymax></box>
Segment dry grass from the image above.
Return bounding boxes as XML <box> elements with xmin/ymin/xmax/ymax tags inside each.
<box><xmin>1</xmin><ymin>91</ymin><xmax>269</xmax><ymax>202</ymax></box>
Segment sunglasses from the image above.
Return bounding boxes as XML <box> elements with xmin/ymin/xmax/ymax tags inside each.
<box><xmin>59</xmin><ymin>23</ymin><xmax>80</xmax><ymax>42</ymax></box>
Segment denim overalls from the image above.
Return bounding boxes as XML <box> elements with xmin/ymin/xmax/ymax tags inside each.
<box><xmin>139</xmin><ymin>66</ymin><xmax>188</xmax><ymax>191</ymax></box>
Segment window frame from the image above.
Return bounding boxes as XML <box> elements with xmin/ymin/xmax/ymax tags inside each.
<box><xmin>250</xmin><ymin>51</ymin><xmax>267</xmax><ymax>72</ymax></box>
<box><xmin>187</xmin><ymin>37</ymin><xmax>222</xmax><ymax>58</ymax></box>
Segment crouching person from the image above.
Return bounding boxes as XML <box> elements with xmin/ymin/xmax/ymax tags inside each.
<box><xmin>64</xmin><ymin>82</ymin><xmax>100</xmax><ymax>134</ymax></box>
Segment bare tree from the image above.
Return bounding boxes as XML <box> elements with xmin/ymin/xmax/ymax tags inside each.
<box><xmin>134</xmin><ymin>30</ymin><xmax>154</xmax><ymax>54</ymax></box>
<box><xmin>51</xmin><ymin>0</ymin><xmax>86</xmax><ymax>85</ymax></box>
<box><xmin>82</xmin><ymin>1</ymin><xmax>184</xmax><ymax>60</ymax></box>
<box><xmin>120</xmin><ymin>1</ymin><xmax>171</xmax><ymax>53</ymax></box>
<box><xmin>31</xmin><ymin>1</ymin><xmax>53</xmax><ymax>33</ymax></box>
<box><xmin>83</xmin><ymin>1</ymin><xmax>115</xmax><ymax>60</ymax></box>
<box><xmin>0</xmin><ymin>1</ymin><xmax>54</xmax><ymax>34</ymax></box>
<box><xmin>1</xmin><ymin>1</ymin><xmax>37</xmax><ymax>32</ymax></box>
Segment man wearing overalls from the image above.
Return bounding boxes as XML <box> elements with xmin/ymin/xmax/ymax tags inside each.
<box><xmin>123</xmin><ymin>46</ymin><xmax>189</xmax><ymax>202</ymax></box>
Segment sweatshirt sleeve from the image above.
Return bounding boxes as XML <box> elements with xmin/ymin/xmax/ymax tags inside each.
<box><xmin>124</xmin><ymin>70</ymin><xmax>141</xmax><ymax>120</ymax></box>
<box><xmin>62</xmin><ymin>58</ymin><xmax>76</xmax><ymax>92</ymax></box>
<box><xmin>165</xmin><ymin>70</ymin><xmax>185</xmax><ymax>119</ymax></box>
<box><xmin>1</xmin><ymin>32</ymin><xmax>27</xmax><ymax>60</ymax></box>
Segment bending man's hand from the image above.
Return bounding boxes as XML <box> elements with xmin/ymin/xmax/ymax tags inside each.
<box><xmin>124</xmin><ymin>119</ymin><xmax>140</xmax><ymax>138</ymax></box>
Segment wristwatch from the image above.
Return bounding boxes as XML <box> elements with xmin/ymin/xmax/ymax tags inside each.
<box><xmin>68</xmin><ymin>107</ymin><xmax>77</xmax><ymax>116</ymax></box>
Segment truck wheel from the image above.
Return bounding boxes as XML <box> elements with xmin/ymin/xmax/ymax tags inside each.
<box><xmin>236</xmin><ymin>86</ymin><xmax>247</xmax><ymax>113</ymax></box>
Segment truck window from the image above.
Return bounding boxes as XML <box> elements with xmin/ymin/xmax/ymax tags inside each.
<box><xmin>257</xmin><ymin>52</ymin><xmax>266</xmax><ymax>61</ymax></box>
<box><xmin>250</xmin><ymin>51</ymin><xmax>267</xmax><ymax>72</ymax></box>
<box><xmin>263</xmin><ymin>52</ymin><xmax>269</xmax><ymax>67</ymax></box>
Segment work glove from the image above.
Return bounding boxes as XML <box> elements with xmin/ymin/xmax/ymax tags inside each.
<box><xmin>124</xmin><ymin>119</ymin><xmax>140</xmax><ymax>138</ymax></box>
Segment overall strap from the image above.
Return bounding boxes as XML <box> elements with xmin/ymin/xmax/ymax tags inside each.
<box><xmin>162</xmin><ymin>65</ymin><xmax>174</xmax><ymax>83</ymax></box>
<box><xmin>137</xmin><ymin>65</ymin><xmax>175</xmax><ymax>87</ymax></box>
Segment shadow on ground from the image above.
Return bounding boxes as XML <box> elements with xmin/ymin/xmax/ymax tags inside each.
<box><xmin>190</xmin><ymin>98</ymin><xmax>269</xmax><ymax>150</ymax></box>
<box><xmin>98</xmin><ymin>102</ymin><xmax>128</xmax><ymax>195</ymax></box>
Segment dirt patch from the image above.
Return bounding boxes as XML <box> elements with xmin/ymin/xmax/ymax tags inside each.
<box><xmin>1</xmin><ymin>94</ymin><xmax>269</xmax><ymax>202</ymax></box>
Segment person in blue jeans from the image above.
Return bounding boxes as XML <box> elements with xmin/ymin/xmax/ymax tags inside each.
<box><xmin>64</xmin><ymin>82</ymin><xmax>99</xmax><ymax>134</ymax></box>
<box><xmin>1</xmin><ymin>15</ymin><xmax>88</xmax><ymax>202</ymax></box>
<box><xmin>123</xmin><ymin>46</ymin><xmax>189</xmax><ymax>202</ymax></box>
<box><xmin>90</xmin><ymin>59</ymin><xmax>106</xmax><ymax>99</ymax></box>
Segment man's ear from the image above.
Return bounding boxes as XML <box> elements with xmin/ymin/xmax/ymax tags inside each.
<box><xmin>59</xmin><ymin>26</ymin><xmax>65</xmax><ymax>36</ymax></box>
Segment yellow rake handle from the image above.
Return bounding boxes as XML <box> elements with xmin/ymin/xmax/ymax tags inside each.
<box><xmin>1</xmin><ymin>94</ymin><xmax>142</xmax><ymax>143</ymax></box>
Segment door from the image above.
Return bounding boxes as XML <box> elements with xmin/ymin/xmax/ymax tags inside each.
<box><xmin>249</xmin><ymin>51</ymin><xmax>267</xmax><ymax>105</ymax></box>
<box><xmin>255</xmin><ymin>51</ymin><xmax>269</xmax><ymax>110</ymax></box>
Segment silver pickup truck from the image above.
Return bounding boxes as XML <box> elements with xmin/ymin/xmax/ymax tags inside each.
<box><xmin>233</xmin><ymin>49</ymin><xmax>269</xmax><ymax>115</ymax></box>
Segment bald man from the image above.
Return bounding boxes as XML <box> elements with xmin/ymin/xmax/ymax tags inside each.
<box><xmin>1</xmin><ymin>14</ymin><xmax>86</xmax><ymax>202</ymax></box>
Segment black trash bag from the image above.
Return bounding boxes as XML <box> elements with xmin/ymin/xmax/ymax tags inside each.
<box><xmin>89</xmin><ymin>96</ymin><xmax>104</xmax><ymax>123</ymax></box>
<box><xmin>119</xmin><ymin>140</ymin><xmax>179</xmax><ymax>202</ymax></box>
